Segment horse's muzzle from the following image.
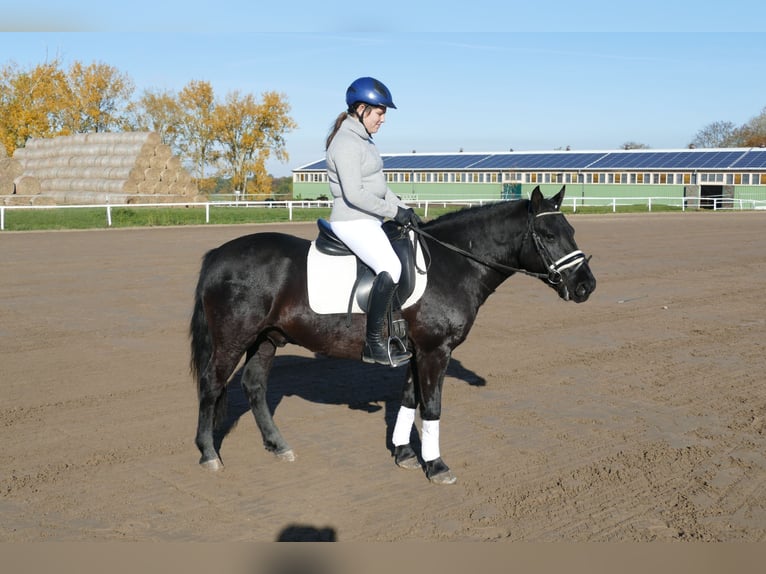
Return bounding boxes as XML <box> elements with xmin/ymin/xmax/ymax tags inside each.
<box><xmin>567</xmin><ymin>266</ymin><xmax>596</xmax><ymax>303</ymax></box>
<box><xmin>555</xmin><ymin>256</ymin><xmax>595</xmax><ymax>303</ymax></box>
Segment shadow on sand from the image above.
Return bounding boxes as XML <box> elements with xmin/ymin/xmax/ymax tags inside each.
<box><xmin>213</xmin><ymin>353</ymin><xmax>485</xmax><ymax>457</ymax></box>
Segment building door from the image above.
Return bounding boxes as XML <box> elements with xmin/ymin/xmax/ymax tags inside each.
<box><xmin>700</xmin><ymin>185</ymin><xmax>733</xmax><ymax>209</ymax></box>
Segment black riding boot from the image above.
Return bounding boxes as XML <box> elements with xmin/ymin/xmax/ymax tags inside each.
<box><xmin>362</xmin><ymin>271</ymin><xmax>412</xmax><ymax>367</ymax></box>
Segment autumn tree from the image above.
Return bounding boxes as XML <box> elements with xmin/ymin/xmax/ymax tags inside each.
<box><xmin>0</xmin><ymin>59</ymin><xmax>70</xmax><ymax>154</ymax></box>
<box><xmin>176</xmin><ymin>80</ymin><xmax>218</xmax><ymax>181</ymax></box>
<box><xmin>63</xmin><ymin>61</ymin><xmax>134</xmax><ymax>133</ymax></box>
<box><xmin>129</xmin><ymin>88</ymin><xmax>181</xmax><ymax>149</ymax></box>
<box><xmin>212</xmin><ymin>90</ymin><xmax>297</xmax><ymax>198</ymax></box>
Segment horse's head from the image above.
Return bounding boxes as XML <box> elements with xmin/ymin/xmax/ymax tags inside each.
<box><xmin>524</xmin><ymin>186</ymin><xmax>596</xmax><ymax>303</ymax></box>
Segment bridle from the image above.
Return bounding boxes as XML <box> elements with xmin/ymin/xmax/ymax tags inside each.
<box><xmin>408</xmin><ymin>209</ymin><xmax>590</xmax><ymax>285</ymax></box>
<box><xmin>528</xmin><ymin>211</ymin><xmax>590</xmax><ymax>285</ymax></box>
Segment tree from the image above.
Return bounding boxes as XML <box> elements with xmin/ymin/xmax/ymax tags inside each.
<box><xmin>129</xmin><ymin>88</ymin><xmax>182</xmax><ymax>149</ymax></box>
<box><xmin>176</xmin><ymin>80</ymin><xmax>218</xmax><ymax>181</ymax></box>
<box><xmin>271</xmin><ymin>176</ymin><xmax>293</xmax><ymax>199</ymax></box>
<box><xmin>690</xmin><ymin>120</ymin><xmax>737</xmax><ymax>148</ymax></box>
<box><xmin>0</xmin><ymin>60</ymin><xmax>70</xmax><ymax>154</ymax></box>
<box><xmin>63</xmin><ymin>61</ymin><xmax>134</xmax><ymax>133</ymax></box>
<box><xmin>212</xmin><ymin>90</ymin><xmax>296</xmax><ymax>198</ymax></box>
<box><xmin>733</xmin><ymin>106</ymin><xmax>766</xmax><ymax>147</ymax></box>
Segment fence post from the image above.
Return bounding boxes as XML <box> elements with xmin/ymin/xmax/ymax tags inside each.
<box><xmin>205</xmin><ymin>202</ymin><xmax>210</xmax><ymax>223</ymax></box>
<box><xmin>1</xmin><ymin>206</ymin><xmax>4</xmax><ymax>230</ymax></box>
<box><xmin>288</xmin><ymin>201</ymin><xmax>293</xmax><ymax>221</ymax></box>
<box><xmin>106</xmin><ymin>205</ymin><xmax>112</xmax><ymax>227</ymax></box>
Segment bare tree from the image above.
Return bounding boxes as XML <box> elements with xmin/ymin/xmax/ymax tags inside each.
<box><xmin>690</xmin><ymin>120</ymin><xmax>737</xmax><ymax>148</ymax></box>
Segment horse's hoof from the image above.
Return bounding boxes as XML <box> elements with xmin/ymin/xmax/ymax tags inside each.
<box><xmin>425</xmin><ymin>457</ymin><xmax>457</xmax><ymax>485</ymax></box>
<box><xmin>428</xmin><ymin>469</ymin><xmax>457</xmax><ymax>485</ymax></box>
<box><xmin>200</xmin><ymin>457</ymin><xmax>224</xmax><ymax>471</ymax></box>
<box><xmin>396</xmin><ymin>455</ymin><xmax>422</xmax><ymax>470</ymax></box>
<box><xmin>275</xmin><ymin>449</ymin><xmax>296</xmax><ymax>462</ymax></box>
<box><xmin>394</xmin><ymin>444</ymin><xmax>420</xmax><ymax>469</ymax></box>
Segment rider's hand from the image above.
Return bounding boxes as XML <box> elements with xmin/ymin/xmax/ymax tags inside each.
<box><xmin>394</xmin><ymin>206</ymin><xmax>422</xmax><ymax>228</ymax></box>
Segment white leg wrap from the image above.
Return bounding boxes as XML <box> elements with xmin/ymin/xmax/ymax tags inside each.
<box><xmin>392</xmin><ymin>406</ymin><xmax>416</xmax><ymax>446</ymax></box>
<box><xmin>421</xmin><ymin>419</ymin><xmax>441</xmax><ymax>462</ymax></box>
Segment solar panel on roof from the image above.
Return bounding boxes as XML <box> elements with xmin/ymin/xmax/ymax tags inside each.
<box><xmin>383</xmin><ymin>154</ymin><xmax>490</xmax><ymax>170</ymax></box>
<box><xmin>731</xmin><ymin>150</ymin><xmax>766</xmax><ymax>169</ymax></box>
<box><xmin>296</xmin><ymin>148</ymin><xmax>766</xmax><ymax>173</ymax></box>
<box><xmin>588</xmin><ymin>150</ymin><xmax>747</xmax><ymax>170</ymax></box>
<box><xmin>299</xmin><ymin>159</ymin><xmax>326</xmax><ymax>170</ymax></box>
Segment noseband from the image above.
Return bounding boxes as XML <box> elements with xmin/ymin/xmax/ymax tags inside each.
<box><xmin>529</xmin><ymin>211</ymin><xmax>589</xmax><ymax>285</ymax></box>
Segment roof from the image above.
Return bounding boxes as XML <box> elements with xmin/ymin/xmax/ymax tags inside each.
<box><xmin>295</xmin><ymin>148</ymin><xmax>766</xmax><ymax>172</ymax></box>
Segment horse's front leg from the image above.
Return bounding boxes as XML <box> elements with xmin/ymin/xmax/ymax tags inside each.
<box><xmin>241</xmin><ymin>339</ymin><xmax>295</xmax><ymax>461</ymax></box>
<box><xmin>391</xmin><ymin>363</ymin><xmax>421</xmax><ymax>470</ymax></box>
<box><xmin>393</xmin><ymin>346</ymin><xmax>457</xmax><ymax>484</ymax></box>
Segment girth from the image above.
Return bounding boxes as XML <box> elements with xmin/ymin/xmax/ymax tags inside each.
<box><xmin>314</xmin><ymin>219</ymin><xmax>417</xmax><ymax>311</ymax></box>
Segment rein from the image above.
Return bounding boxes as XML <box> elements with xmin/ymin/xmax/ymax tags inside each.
<box><xmin>408</xmin><ymin>210</ymin><xmax>589</xmax><ymax>285</ymax></box>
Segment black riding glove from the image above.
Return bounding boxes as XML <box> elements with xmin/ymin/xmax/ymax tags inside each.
<box><xmin>394</xmin><ymin>206</ymin><xmax>421</xmax><ymax>228</ymax></box>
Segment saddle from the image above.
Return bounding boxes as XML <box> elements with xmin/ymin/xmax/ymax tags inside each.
<box><xmin>314</xmin><ymin>219</ymin><xmax>418</xmax><ymax>313</ymax></box>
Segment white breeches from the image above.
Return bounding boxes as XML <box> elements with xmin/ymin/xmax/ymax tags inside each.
<box><xmin>329</xmin><ymin>219</ymin><xmax>402</xmax><ymax>283</ymax></box>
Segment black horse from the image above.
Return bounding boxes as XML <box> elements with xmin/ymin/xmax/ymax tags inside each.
<box><xmin>190</xmin><ymin>186</ymin><xmax>596</xmax><ymax>484</ymax></box>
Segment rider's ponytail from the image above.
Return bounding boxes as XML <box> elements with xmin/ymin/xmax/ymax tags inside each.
<box><xmin>325</xmin><ymin>111</ymin><xmax>350</xmax><ymax>150</ymax></box>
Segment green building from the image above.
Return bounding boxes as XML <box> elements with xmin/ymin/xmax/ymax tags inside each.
<box><xmin>292</xmin><ymin>148</ymin><xmax>766</xmax><ymax>209</ymax></box>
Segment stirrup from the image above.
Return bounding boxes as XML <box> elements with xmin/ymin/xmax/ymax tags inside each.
<box><xmin>362</xmin><ymin>336</ymin><xmax>412</xmax><ymax>367</ymax></box>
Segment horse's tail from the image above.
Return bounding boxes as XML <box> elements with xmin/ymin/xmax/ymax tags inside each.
<box><xmin>189</xmin><ymin>252</ymin><xmax>227</xmax><ymax>428</ymax></box>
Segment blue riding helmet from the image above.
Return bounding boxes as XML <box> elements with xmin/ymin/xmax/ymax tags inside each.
<box><xmin>345</xmin><ymin>77</ymin><xmax>397</xmax><ymax>109</ymax></box>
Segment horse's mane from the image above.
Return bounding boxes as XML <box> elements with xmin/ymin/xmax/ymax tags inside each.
<box><xmin>424</xmin><ymin>198</ymin><xmax>529</xmax><ymax>231</ymax></box>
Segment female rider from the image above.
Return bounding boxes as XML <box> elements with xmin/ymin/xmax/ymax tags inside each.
<box><xmin>325</xmin><ymin>77</ymin><xmax>421</xmax><ymax>367</ymax></box>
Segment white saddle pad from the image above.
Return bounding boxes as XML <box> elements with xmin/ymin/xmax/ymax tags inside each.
<box><xmin>307</xmin><ymin>234</ymin><xmax>428</xmax><ymax>315</ymax></box>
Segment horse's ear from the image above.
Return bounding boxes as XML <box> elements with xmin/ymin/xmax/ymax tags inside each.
<box><xmin>530</xmin><ymin>186</ymin><xmax>543</xmax><ymax>213</ymax></box>
<box><xmin>551</xmin><ymin>185</ymin><xmax>566</xmax><ymax>211</ymax></box>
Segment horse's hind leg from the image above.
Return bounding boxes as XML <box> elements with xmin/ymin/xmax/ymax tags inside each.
<box><xmin>195</xmin><ymin>354</ymin><xmax>239</xmax><ymax>470</ymax></box>
<box><xmin>241</xmin><ymin>338</ymin><xmax>295</xmax><ymax>461</ymax></box>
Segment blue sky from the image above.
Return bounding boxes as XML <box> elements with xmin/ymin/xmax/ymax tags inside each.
<box><xmin>2</xmin><ymin>3</ymin><xmax>766</xmax><ymax>177</ymax></box>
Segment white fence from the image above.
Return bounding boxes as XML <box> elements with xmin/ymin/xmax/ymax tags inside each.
<box><xmin>2</xmin><ymin>196</ymin><xmax>765</xmax><ymax>231</ymax></box>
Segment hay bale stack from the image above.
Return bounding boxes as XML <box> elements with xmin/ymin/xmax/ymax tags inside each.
<box><xmin>12</xmin><ymin>132</ymin><xmax>198</xmax><ymax>205</ymax></box>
